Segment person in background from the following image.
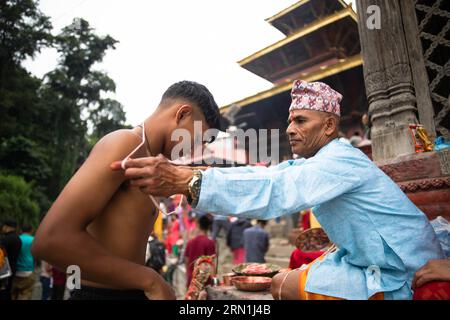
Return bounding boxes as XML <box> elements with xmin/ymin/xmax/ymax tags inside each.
<box><xmin>289</xmin><ymin>249</ymin><xmax>324</xmax><ymax>270</ymax></box>
<box><xmin>300</xmin><ymin>210</ymin><xmax>311</xmax><ymax>232</ymax></box>
<box><xmin>40</xmin><ymin>260</ymin><xmax>52</xmax><ymax>300</ymax></box>
<box><xmin>290</xmin><ymin>210</ymin><xmax>324</xmax><ymax>269</ymax></box>
<box><xmin>338</xmin><ymin>131</ymin><xmax>351</xmax><ymax>145</ymax></box>
<box><xmin>145</xmin><ymin>233</ymin><xmax>166</xmax><ymax>275</ymax></box>
<box><xmin>165</xmin><ymin>215</ymin><xmax>180</xmax><ymax>255</ymax></box>
<box><xmin>211</xmin><ymin>215</ymin><xmax>230</xmax><ymax>240</ymax></box>
<box><xmin>185</xmin><ymin>211</ymin><xmax>198</xmax><ymax>241</ymax></box>
<box><xmin>291</xmin><ymin>211</ymin><xmax>300</xmax><ymax>230</ymax></box>
<box><xmin>178</xmin><ymin>196</ymin><xmax>191</xmax><ymax>239</ymax></box>
<box><xmin>362</xmin><ymin>113</ymin><xmax>371</xmax><ymax>140</ymax></box>
<box><xmin>0</xmin><ymin>220</ymin><xmax>22</xmax><ymax>300</ymax></box>
<box><xmin>153</xmin><ymin>204</ymin><xmax>164</xmax><ymax>243</ymax></box>
<box><xmin>244</xmin><ymin>220</ymin><xmax>269</xmax><ymax>263</ymax></box>
<box><xmin>12</xmin><ymin>225</ymin><xmax>36</xmax><ymax>300</ymax></box>
<box><xmin>349</xmin><ymin>131</ymin><xmax>362</xmax><ymax>147</ymax></box>
<box><xmin>184</xmin><ymin>215</ymin><xmax>215</xmax><ymax>288</ymax></box>
<box><xmin>51</xmin><ymin>267</ymin><xmax>66</xmax><ymax>300</ymax></box>
<box><xmin>227</xmin><ymin>218</ymin><xmax>252</xmax><ymax>264</ymax></box>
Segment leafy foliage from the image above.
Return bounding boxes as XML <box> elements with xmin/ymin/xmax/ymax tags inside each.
<box><xmin>0</xmin><ymin>1</ymin><xmax>130</xmax><ymax>224</ymax></box>
<box><xmin>0</xmin><ymin>173</ymin><xmax>40</xmax><ymax>228</ymax></box>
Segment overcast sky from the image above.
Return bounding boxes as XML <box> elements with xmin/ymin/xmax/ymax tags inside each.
<box><xmin>24</xmin><ymin>0</ymin><xmax>355</xmax><ymax>126</ymax></box>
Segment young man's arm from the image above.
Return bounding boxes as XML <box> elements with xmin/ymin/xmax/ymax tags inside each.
<box><xmin>31</xmin><ymin>130</ymin><xmax>175</xmax><ymax>299</ymax></box>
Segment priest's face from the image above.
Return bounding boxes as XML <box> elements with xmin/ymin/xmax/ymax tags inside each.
<box><xmin>286</xmin><ymin>109</ymin><xmax>337</xmax><ymax>158</ymax></box>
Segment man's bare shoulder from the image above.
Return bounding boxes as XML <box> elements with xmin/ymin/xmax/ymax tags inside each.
<box><xmin>89</xmin><ymin>129</ymin><xmax>142</xmax><ymax>160</ymax></box>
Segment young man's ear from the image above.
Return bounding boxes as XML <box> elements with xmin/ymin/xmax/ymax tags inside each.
<box><xmin>175</xmin><ymin>105</ymin><xmax>193</xmax><ymax>125</ymax></box>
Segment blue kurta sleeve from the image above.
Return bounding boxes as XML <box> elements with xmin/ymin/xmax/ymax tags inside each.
<box><xmin>205</xmin><ymin>160</ymin><xmax>295</xmax><ymax>175</ymax></box>
<box><xmin>195</xmin><ymin>157</ymin><xmax>362</xmax><ymax>220</ymax></box>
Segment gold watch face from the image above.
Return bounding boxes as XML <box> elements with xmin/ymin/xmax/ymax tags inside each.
<box><xmin>190</xmin><ymin>175</ymin><xmax>199</xmax><ymax>188</ymax></box>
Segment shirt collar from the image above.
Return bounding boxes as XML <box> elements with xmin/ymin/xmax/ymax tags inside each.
<box><xmin>315</xmin><ymin>138</ymin><xmax>339</xmax><ymax>157</ymax></box>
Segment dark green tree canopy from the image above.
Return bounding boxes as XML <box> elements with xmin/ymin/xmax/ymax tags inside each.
<box><xmin>0</xmin><ymin>1</ymin><xmax>130</xmax><ymax>227</ymax></box>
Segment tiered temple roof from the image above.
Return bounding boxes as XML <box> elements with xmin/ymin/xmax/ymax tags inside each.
<box><xmin>238</xmin><ymin>1</ymin><xmax>358</xmax><ymax>84</ymax></box>
<box><xmin>221</xmin><ymin>0</ymin><xmax>367</xmax><ymax>160</ymax></box>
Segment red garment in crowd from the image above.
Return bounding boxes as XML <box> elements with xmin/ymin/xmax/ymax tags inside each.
<box><xmin>301</xmin><ymin>210</ymin><xmax>311</xmax><ymax>231</ymax></box>
<box><xmin>52</xmin><ymin>267</ymin><xmax>66</xmax><ymax>286</ymax></box>
<box><xmin>165</xmin><ymin>219</ymin><xmax>180</xmax><ymax>254</ymax></box>
<box><xmin>181</xmin><ymin>205</ymin><xmax>192</xmax><ymax>230</ymax></box>
<box><xmin>184</xmin><ymin>219</ymin><xmax>197</xmax><ymax>240</ymax></box>
<box><xmin>232</xmin><ymin>247</ymin><xmax>246</xmax><ymax>265</ymax></box>
<box><xmin>184</xmin><ymin>235</ymin><xmax>216</xmax><ymax>288</ymax></box>
<box><xmin>413</xmin><ymin>281</ymin><xmax>450</xmax><ymax>300</ymax></box>
<box><xmin>289</xmin><ymin>248</ymin><xmax>324</xmax><ymax>269</ymax></box>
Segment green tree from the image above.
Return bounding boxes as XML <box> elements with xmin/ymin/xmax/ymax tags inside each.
<box><xmin>0</xmin><ymin>2</ymin><xmax>129</xmax><ymax>215</ymax></box>
<box><xmin>42</xmin><ymin>18</ymin><xmax>128</xmax><ymax>196</ymax></box>
<box><xmin>0</xmin><ymin>0</ymin><xmax>53</xmax><ymax>211</ymax></box>
<box><xmin>89</xmin><ymin>98</ymin><xmax>131</xmax><ymax>145</ymax></box>
<box><xmin>0</xmin><ymin>173</ymin><xmax>40</xmax><ymax>228</ymax></box>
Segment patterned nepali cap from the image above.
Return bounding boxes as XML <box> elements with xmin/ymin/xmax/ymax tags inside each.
<box><xmin>289</xmin><ymin>80</ymin><xmax>343</xmax><ymax>117</ymax></box>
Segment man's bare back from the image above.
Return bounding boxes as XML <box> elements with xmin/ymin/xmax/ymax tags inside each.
<box><xmin>32</xmin><ymin>126</ymin><xmax>171</xmax><ymax>295</ymax></box>
<box><xmin>83</xmin><ymin>126</ymin><xmax>159</xmax><ymax>289</ymax></box>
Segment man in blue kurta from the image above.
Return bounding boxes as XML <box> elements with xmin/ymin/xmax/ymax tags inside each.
<box><xmin>117</xmin><ymin>80</ymin><xmax>444</xmax><ymax>300</ymax></box>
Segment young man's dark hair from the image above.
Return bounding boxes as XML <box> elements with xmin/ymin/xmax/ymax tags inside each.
<box><xmin>198</xmin><ymin>215</ymin><xmax>212</xmax><ymax>232</ymax></box>
<box><xmin>21</xmin><ymin>225</ymin><xmax>33</xmax><ymax>233</ymax></box>
<box><xmin>257</xmin><ymin>220</ymin><xmax>267</xmax><ymax>227</ymax></box>
<box><xmin>161</xmin><ymin>81</ymin><xmax>222</xmax><ymax>133</ymax></box>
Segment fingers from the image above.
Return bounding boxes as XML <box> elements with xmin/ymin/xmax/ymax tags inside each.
<box><xmin>110</xmin><ymin>155</ymin><xmax>168</xmax><ymax>171</ymax></box>
<box><xmin>110</xmin><ymin>161</ymin><xmax>123</xmax><ymax>171</ymax></box>
<box><xmin>412</xmin><ymin>261</ymin><xmax>434</xmax><ymax>289</ymax></box>
<box><xmin>412</xmin><ymin>266</ymin><xmax>427</xmax><ymax>289</ymax></box>
<box><xmin>124</xmin><ymin>155</ymin><xmax>167</xmax><ymax>169</ymax></box>
<box><xmin>130</xmin><ymin>178</ymin><xmax>161</xmax><ymax>188</ymax></box>
<box><xmin>124</xmin><ymin>166</ymin><xmax>160</xmax><ymax>180</ymax></box>
<box><xmin>412</xmin><ymin>273</ymin><xmax>419</xmax><ymax>289</ymax></box>
<box><xmin>415</xmin><ymin>272</ymin><xmax>434</xmax><ymax>289</ymax></box>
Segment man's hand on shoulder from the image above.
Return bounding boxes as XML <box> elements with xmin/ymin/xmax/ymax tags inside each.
<box><xmin>110</xmin><ymin>155</ymin><xmax>194</xmax><ymax>198</ymax></box>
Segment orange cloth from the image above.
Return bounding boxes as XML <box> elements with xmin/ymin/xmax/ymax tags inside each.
<box><xmin>154</xmin><ymin>211</ymin><xmax>163</xmax><ymax>241</ymax></box>
<box><xmin>298</xmin><ymin>255</ymin><xmax>384</xmax><ymax>300</ymax></box>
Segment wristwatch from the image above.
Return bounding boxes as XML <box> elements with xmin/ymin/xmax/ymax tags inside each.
<box><xmin>187</xmin><ymin>170</ymin><xmax>202</xmax><ymax>207</ymax></box>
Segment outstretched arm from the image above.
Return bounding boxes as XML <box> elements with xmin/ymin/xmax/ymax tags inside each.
<box><xmin>112</xmin><ymin>155</ymin><xmax>360</xmax><ymax>220</ymax></box>
<box><xmin>32</xmin><ymin>130</ymin><xmax>175</xmax><ymax>299</ymax></box>
<box><xmin>195</xmin><ymin>158</ymin><xmax>360</xmax><ymax>219</ymax></box>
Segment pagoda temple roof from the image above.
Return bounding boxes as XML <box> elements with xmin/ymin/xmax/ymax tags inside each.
<box><xmin>238</xmin><ymin>6</ymin><xmax>359</xmax><ymax>84</ymax></box>
<box><xmin>221</xmin><ymin>53</ymin><xmax>362</xmax><ymax>113</ymax></box>
<box><xmin>266</xmin><ymin>0</ymin><xmax>349</xmax><ymax>36</ymax></box>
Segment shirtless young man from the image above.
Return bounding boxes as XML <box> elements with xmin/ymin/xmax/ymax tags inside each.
<box><xmin>31</xmin><ymin>81</ymin><xmax>221</xmax><ymax>300</ymax></box>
